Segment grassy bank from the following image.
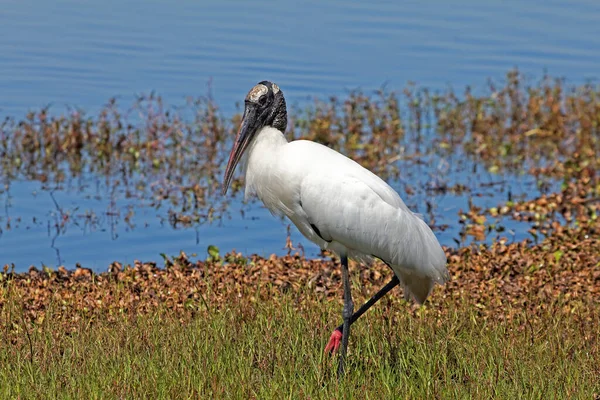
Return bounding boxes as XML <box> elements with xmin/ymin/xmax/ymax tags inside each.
<box><xmin>1</xmin><ymin>220</ymin><xmax>599</xmax><ymax>398</ymax></box>
<box><xmin>1</xmin><ymin>288</ymin><xmax>598</xmax><ymax>398</ymax></box>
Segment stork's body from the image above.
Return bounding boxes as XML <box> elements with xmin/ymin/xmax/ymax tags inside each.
<box><xmin>243</xmin><ymin>127</ymin><xmax>448</xmax><ymax>300</ymax></box>
<box><xmin>223</xmin><ymin>81</ymin><xmax>449</xmax><ymax>376</ymax></box>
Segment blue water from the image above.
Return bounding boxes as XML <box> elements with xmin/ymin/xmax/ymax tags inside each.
<box><xmin>0</xmin><ymin>0</ymin><xmax>598</xmax><ymax>270</ymax></box>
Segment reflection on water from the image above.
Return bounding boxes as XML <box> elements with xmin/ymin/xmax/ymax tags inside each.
<box><xmin>0</xmin><ymin>0</ymin><xmax>598</xmax><ymax>270</ymax></box>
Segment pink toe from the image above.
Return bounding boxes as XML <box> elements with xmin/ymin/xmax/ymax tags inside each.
<box><xmin>324</xmin><ymin>329</ymin><xmax>343</xmax><ymax>354</ymax></box>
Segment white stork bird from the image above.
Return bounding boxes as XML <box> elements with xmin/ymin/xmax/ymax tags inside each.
<box><xmin>222</xmin><ymin>81</ymin><xmax>449</xmax><ymax>376</ymax></box>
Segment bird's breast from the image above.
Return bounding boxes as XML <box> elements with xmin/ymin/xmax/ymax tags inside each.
<box><xmin>243</xmin><ymin>130</ymin><xmax>298</xmax><ymax>217</ymax></box>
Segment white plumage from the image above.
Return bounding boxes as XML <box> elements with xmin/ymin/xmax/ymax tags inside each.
<box><xmin>242</xmin><ymin>126</ymin><xmax>449</xmax><ymax>303</ymax></box>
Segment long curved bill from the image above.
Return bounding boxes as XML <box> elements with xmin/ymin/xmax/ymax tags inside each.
<box><xmin>222</xmin><ymin>104</ymin><xmax>259</xmax><ymax>195</ymax></box>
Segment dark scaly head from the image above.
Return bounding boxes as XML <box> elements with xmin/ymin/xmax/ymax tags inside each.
<box><xmin>222</xmin><ymin>81</ymin><xmax>287</xmax><ymax>195</ymax></box>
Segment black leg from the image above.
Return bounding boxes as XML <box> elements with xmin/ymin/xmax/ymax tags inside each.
<box><xmin>335</xmin><ymin>275</ymin><xmax>399</xmax><ymax>334</ymax></box>
<box><xmin>325</xmin><ymin>264</ymin><xmax>400</xmax><ymax>355</ymax></box>
<box><xmin>338</xmin><ymin>254</ymin><xmax>354</xmax><ymax>378</ymax></box>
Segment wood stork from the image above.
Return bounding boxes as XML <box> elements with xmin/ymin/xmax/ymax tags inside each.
<box><xmin>222</xmin><ymin>81</ymin><xmax>449</xmax><ymax>376</ymax></box>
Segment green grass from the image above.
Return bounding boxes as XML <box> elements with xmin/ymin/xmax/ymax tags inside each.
<box><xmin>1</xmin><ymin>292</ymin><xmax>598</xmax><ymax>399</ymax></box>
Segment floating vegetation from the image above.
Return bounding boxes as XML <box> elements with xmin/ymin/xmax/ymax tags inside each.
<box><xmin>0</xmin><ymin>69</ymin><xmax>598</xmax><ymax>262</ymax></box>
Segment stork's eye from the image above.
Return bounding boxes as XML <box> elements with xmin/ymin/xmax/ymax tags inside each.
<box><xmin>259</xmin><ymin>95</ymin><xmax>268</xmax><ymax>105</ymax></box>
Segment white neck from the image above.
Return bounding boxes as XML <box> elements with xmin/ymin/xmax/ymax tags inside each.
<box><xmin>242</xmin><ymin>126</ymin><xmax>288</xmax><ymax>172</ymax></box>
<box><xmin>241</xmin><ymin>126</ymin><xmax>288</xmax><ymax>200</ymax></box>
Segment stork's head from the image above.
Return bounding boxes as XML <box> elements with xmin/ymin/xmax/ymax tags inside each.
<box><xmin>222</xmin><ymin>81</ymin><xmax>287</xmax><ymax>195</ymax></box>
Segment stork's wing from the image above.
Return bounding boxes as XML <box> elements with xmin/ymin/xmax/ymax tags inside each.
<box><xmin>283</xmin><ymin>140</ymin><xmax>410</xmax><ymax>210</ymax></box>
<box><xmin>295</xmin><ymin>172</ymin><xmax>447</xmax><ymax>284</ymax></box>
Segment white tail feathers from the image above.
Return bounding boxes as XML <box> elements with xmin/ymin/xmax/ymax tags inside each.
<box><xmin>397</xmin><ymin>271</ymin><xmax>436</xmax><ymax>304</ymax></box>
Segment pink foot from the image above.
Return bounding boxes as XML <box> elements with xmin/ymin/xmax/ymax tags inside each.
<box><xmin>324</xmin><ymin>329</ymin><xmax>342</xmax><ymax>354</ymax></box>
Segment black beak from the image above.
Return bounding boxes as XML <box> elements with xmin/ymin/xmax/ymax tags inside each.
<box><xmin>222</xmin><ymin>103</ymin><xmax>260</xmax><ymax>195</ymax></box>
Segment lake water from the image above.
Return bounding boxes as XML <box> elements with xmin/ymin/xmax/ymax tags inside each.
<box><xmin>1</xmin><ymin>0</ymin><xmax>599</xmax><ymax>271</ymax></box>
